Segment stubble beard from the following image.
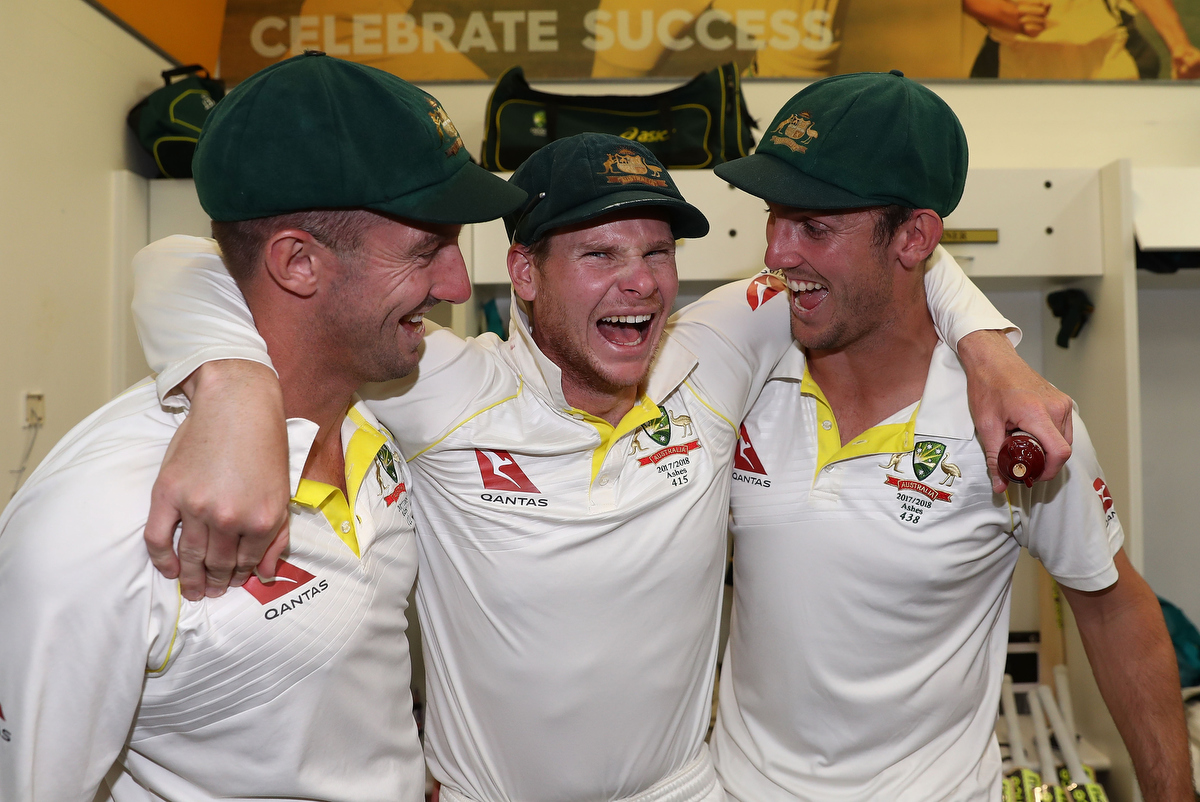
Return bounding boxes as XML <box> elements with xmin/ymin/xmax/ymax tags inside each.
<box><xmin>322</xmin><ymin>272</ymin><xmax>425</xmax><ymax>385</ymax></box>
<box><xmin>534</xmin><ymin>305</ymin><xmax>663</xmax><ymax>400</ymax></box>
<box><xmin>792</xmin><ymin>252</ymin><xmax>895</xmax><ymax>353</ymax></box>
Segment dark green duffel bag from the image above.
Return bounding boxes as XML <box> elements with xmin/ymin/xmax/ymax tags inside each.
<box><xmin>127</xmin><ymin>65</ymin><xmax>225</xmax><ymax>178</ymax></box>
<box><xmin>481</xmin><ymin>63</ymin><xmax>757</xmax><ymax>172</ymax></box>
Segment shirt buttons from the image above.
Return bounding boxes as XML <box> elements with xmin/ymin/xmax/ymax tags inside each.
<box><xmin>340</xmin><ymin>521</ymin><xmax>352</xmax><ymax>534</ymax></box>
<box><xmin>599</xmin><ymin>477</ymin><xmax>610</xmax><ymax>486</ymax></box>
<box><xmin>822</xmin><ymin>420</ymin><xmax>833</xmax><ymax>431</ymax></box>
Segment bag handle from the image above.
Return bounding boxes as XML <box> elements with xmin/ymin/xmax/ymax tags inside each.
<box><xmin>161</xmin><ymin>64</ymin><xmax>210</xmax><ymax>85</ymax></box>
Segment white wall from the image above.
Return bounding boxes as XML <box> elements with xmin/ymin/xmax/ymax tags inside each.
<box><xmin>0</xmin><ymin>0</ymin><xmax>168</xmax><ymax>506</ymax></box>
<box><xmin>1138</xmin><ymin>271</ymin><xmax>1200</xmax><ymax>624</ymax></box>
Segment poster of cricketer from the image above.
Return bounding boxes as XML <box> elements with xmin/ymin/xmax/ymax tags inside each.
<box><xmin>225</xmin><ymin>0</ymin><xmax>1200</xmax><ymax>82</ymax></box>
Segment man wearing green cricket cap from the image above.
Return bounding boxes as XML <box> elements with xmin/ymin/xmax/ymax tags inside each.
<box><xmin>126</xmin><ymin>114</ymin><xmax>1075</xmax><ymax>801</ymax></box>
<box><xmin>710</xmin><ymin>70</ymin><xmax>1191</xmax><ymax>800</ymax></box>
<box><xmin>0</xmin><ymin>52</ymin><xmax>523</xmax><ymax>801</ymax></box>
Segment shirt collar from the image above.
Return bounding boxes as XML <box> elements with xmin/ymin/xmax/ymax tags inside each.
<box><xmin>768</xmin><ymin>338</ymin><xmax>974</xmax><ymax>441</ymax></box>
<box><xmin>508</xmin><ymin>291</ymin><xmax>699</xmax><ymax>409</ymax></box>
<box><xmin>912</xmin><ymin>340</ymin><xmax>975</xmax><ymax>441</ymax></box>
<box><xmin>284</xmin><ymin>397</ymin><xmax>390</xmax><ymax>498</ymax></box>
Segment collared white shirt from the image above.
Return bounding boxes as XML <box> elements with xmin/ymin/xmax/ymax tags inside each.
<box><xmin>0</xmin><ymin>386</ymin><xmax>423</xmax><ymax>802</ymax></box>
<box><xmin>130</xmin><ymin>236</ymin><xmax>1013</xmax><ymax>802</ymax></box>
<box><xmin>712</xmin><ymin>341</ymin><xmax>1123</xmax><ymax>802</ymax></box>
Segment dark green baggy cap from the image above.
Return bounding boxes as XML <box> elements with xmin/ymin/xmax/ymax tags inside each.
<box><xmin>193</xmin><ymin>51</ymin><xmax>526</xmax><ymax>223</ymax></box>
<box><xmin>504</xmin><ymin>133</ymin><xmax>709</xmax><ymax>245</ymax></box>
<box><xmin>715</xmin><ymin>71</ymin><xmax>968</xmax><ymax>217</ymax></box>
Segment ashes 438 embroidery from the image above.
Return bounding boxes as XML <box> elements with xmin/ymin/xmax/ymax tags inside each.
<box><xmin>880</xmin><ymin>440</ymin><xmax>960</xmax><ymax>525</ymax></box>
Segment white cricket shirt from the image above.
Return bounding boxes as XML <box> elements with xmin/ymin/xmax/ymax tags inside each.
<box><xmin>131</xmin><ymin>236</ymin><xmax>1012</xmax><ymax>802</ymax></box>
<box><xmin>0</xmin><ymin>385</ymin><xmax>423</xmax><ymax>802</ymax></box>
<box><xmin>711</xmin><ymin>341</ymin><xmax>1124</xmax><ymax>802</ymax></box>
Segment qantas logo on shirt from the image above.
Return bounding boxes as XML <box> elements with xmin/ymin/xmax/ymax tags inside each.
<box><xmin>476</xmin><ymin>449</ymin><xmax>540</xmax><ymax>493</ymax></box>
<box><xmin>747</xmin><ymin>272</ymin><xmax>787</xmax><ymax>311</ymax></box>
<box><xmin>1094</xmin><ymin>477</ymin><xmax>1118</xmax><ymax>524</ymax></box>
<box><xmin>1093</xmin><ymin>477</ymin><xmax>1113</xmax><ymax>512</ymax></box>
<box><xmin>732</xmin><ymin>425</ymin><xmax>771</xmax><ymax>487</ymax></box>
<box><xmin>243</xmin><ymin>560</ymin><xmax>316</xmax><ymax>605</ymax></box>
<box><xmin>734</xmin><ymin>425</ymin><xmax>767</xmax><ymax>474</ymax></box>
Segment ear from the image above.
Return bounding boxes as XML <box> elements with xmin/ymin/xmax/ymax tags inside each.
<box><xmin>508</xmin><ymin>244</ymin><xmax>539</xmax><ymax>303</ymax></box>
<box><xmin>893</xmin><ymin>209</ymin><xmax>944</xmax><ymax>270</ymax></box>
<box><xmin>262</xmin><ymin>229</ymin><xmax>327</xmax><ymax>298</ymax></box>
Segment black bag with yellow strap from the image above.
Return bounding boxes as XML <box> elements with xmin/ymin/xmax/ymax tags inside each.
<box><xmin>127</xmin><ymin>65</ymin><xmax>225</xmax><ymax>178</ymax></box>
<box><xmin>481</xmin><ymin>63</ymin><xmax>756</xmax><ymax>172</ymax></box>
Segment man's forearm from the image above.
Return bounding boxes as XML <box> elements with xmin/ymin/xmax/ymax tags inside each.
<box><xmin>963</xmin><ymin>0</ymin><xmax>1021</xmax><ymax>31</ymax></box>
<box><xmin>1063</xmin><ymin>551</ymin><xmax>1192</xmax><ymax>799</ymax></box>
<box><xmin>1132</xmin><ymin>0</ymin><xmax>1193</xmax><ymax>54</ymax></box>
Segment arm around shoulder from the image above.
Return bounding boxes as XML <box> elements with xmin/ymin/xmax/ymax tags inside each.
<box><xmin>666</xmin><ymin>276</ymin><xmax>794</xmax><ymax>424</ymax></box>
<box><xmin>132</xmin><ymin>235</ymin><xmax>273</xmax><ymax>404</ymax></box>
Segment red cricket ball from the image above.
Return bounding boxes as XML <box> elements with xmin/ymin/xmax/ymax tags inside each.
<box><xmin>998</xmin><ymin>431</ymin><xmax>1046</xmax><ymax>487</ymax></box>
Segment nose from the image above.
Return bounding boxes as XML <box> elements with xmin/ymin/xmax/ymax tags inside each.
<box><xmin>763</xmin><ymin>217</ymin><xmax>799</xmax><ymax>271</ymax></box>
<box><xmin>619</xmin><ymin>256</ymin><xmax>660</xmax><ymax>298</ymax></box>
<box><xmin>433</xmin><ymin>244</ymin><xmax>472</xmax><ymax>304</ymax></box>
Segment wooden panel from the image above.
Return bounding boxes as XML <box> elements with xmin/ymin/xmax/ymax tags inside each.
<box><xmin>1132</xmin><ymin>167</ymin><xmax>1200</xmax><ymax>250</ymax></box>
<box><xmin>942</xmin><ymin>169</ymin><xmax>1104</xmax><ymax>278</ymax></box>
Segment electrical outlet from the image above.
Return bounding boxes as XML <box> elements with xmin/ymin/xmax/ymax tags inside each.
<box><xmin>24</xmin><ymin>393</ymin><xmax>44</xmax><ymax>427</ymax></box>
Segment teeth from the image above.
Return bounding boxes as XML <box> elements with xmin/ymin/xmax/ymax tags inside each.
<box><xmin>600</xmin><ymin>314</ymin><xmax>652</xmax><ymax>324</ymax></box>
<box><xmin>407</xmin><ymin>314</ymin><xmax>424</xmax><ymax>323</ymax></box>
<box><xmin>787</xmin><ymin>279</ymin><xmax>826</xmax><ymax>293</ymax></box>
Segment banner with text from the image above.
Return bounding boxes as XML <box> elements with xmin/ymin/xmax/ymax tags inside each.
<box><xmin>223</xmin><ymin>0</ymin><xmax>1200</xmax><ymax>83</ymax></box>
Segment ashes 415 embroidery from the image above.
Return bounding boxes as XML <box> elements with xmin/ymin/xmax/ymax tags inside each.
<box><xmin>880</xmin><ymin>440</ymin><xmax>959</xmax><ymax>525</ymax></box>
<box><xmin>629</xmin><ymin>405</ymin><xmax>701</xmax><ymax>487</ymax></box>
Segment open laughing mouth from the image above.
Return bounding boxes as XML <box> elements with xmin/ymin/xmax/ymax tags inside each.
<box><xmin>597</xmin><ymin>313</ymin><xmax>654</xmax><ymax>346</ymax></box>
<box><xmin>400</xmin><ymin>311</ymin><xmax>426</xmax><ymax>336</ymax></box>
<box><xmin>787</xmin><ymin>279</ymin><xmax>828</xmax><ymax>312</ymax></box>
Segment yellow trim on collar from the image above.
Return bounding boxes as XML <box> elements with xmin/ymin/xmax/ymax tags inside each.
<box><xmin>801</xmin><ymin>367</ymin><xmax>918</xmax><ymax>478</ymax></box>
<box><xmin>291</xmin><ymin>407</ymin><xmax>390</xmax><ymax>558</ymax></box>
<box><xmin>293</xmin><ymin>480</ymin><xmax>359</xmax><ymax>557</ymax></box>
<box><xmin>345</xmin><ymin>407</ymin><xmax>387</xmax><ymax>528</ymax></box>
<box><xmin>576</xmin><ymin>394</ymin><xmax>663</xmax><ymax>484</ymax></box>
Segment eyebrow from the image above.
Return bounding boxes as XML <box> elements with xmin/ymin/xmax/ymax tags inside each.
<box><xmin>574</xmin><ymin>238</ymin><xmax>676</xmax><ymax>253</ymax></box>
<box><xmin>411</xmin><ymin>231</ymin><xmax>454</xmax><ymax>252</ymax></box>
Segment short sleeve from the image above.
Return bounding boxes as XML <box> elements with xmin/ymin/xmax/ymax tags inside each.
<box><xmin>1009</xmin><ymin>411</ymin><xmax>1123</xmax><ymax>592</ymax></box>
